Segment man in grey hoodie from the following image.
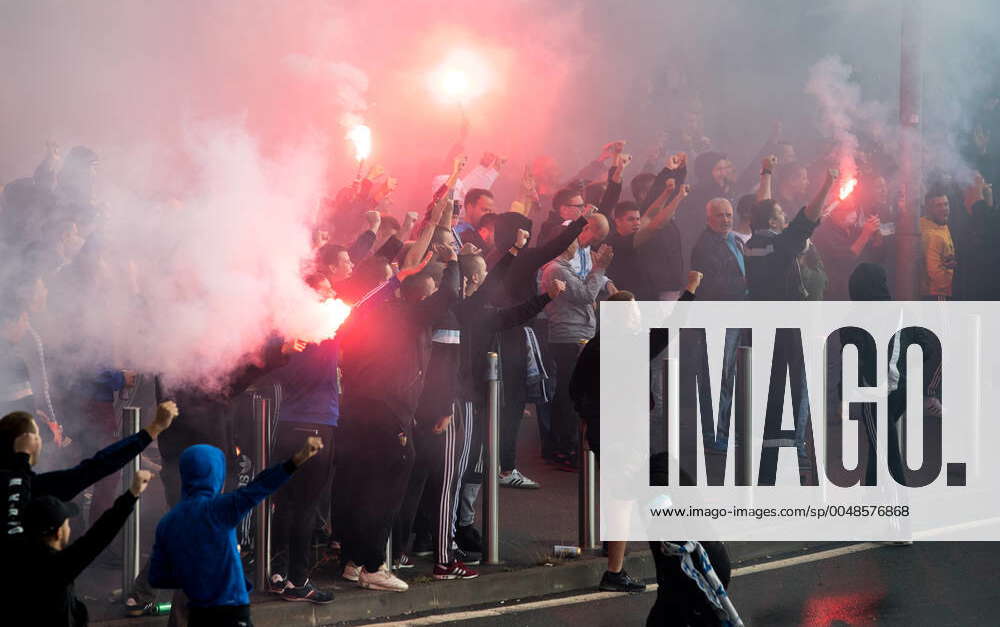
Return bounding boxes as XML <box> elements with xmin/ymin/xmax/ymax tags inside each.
<box><xmin>539</xmin><ymin>238</ymin><xmax>613</xmax><ymax>470</ymax></box>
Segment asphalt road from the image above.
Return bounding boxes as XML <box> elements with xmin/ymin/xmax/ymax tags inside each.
<box><xmin>375</xmin><ymin>541</ymin><xmax>1000</xmax><ymax>626</ymax></box>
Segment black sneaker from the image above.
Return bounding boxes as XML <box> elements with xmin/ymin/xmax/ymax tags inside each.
<box><xmin>412</xmin><ymin>534</ymin><xmax>434</xmax><ymax>557</ymax></box>
<box><xmin>551</xmin><ymin>452</ymin><xmax>579</xmax><ymax>473</ymax></box>
<box><xmin>455</xmin><ymin>524</ymin><xmax>484</xmax><ymax>553</ymax></box>
<box><xmin>454</xmin><ymin>547</ymin><xmax>481</xmax><ymax>566</ymax></box>
<box><xmin>124</xmin><ymin>598</ymin><xmax>154</xmax><ymax>617</ymax></box>
<box><xmin>269</xmin><ymin>573</ymin><xmax>290</xmax><ymax>595</ymax></box>
<box><xmin>599</xmin><ymin>569</ymin><xmax>647</xmax><ymax>593</ymax></box>
<box><xmin>282</xmin><ymin>579</ymin><xmax>334</xmax><ymax>604</ymax></box>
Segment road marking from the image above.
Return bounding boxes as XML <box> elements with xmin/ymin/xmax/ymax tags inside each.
<box><xmin>730</xmin><ymin>541</ymin><xmax>881</xmax><ymax>576</ymax></box>
<box><xmin>378</xmin><ymin>542</ymin><xmax>885</xmax><ymax>625</ymax></box>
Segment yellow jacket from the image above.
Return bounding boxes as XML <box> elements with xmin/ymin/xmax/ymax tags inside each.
<box><xmin>919</xmin><ymin>216</ymin><xmax>955</xmax><ymax>297</ymax></box>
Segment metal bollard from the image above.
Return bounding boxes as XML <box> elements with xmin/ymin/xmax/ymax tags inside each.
<box><xmin>253</xmin><ymin>394</ymin><xmax>273</xmax><ymax>591</ymax></box>
<box><xmin>121</xmin><ymin>406</ymin><xmax>141</xmax><ymax>597</ymax></box>
<box><xmin>484</xmin><ymin>352</ymin><xmax>501</xmax><ymax>564</ymax></box>
<box><xmin>735</xmin><ymin>346</ymin><xmax>753</xmax><ymax>486</ymax></box>
<box><xmin>578</xmin><ymin>433</ymin><xmax>598</xmax><ymax>550</ymax></box>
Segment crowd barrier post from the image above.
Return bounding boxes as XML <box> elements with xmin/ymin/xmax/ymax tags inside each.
<box><xmin>578</xmin><ymin>437</ymin><xmax>598</xmax><ymax>550</ymax></box>
<box><xmin>484</xmin><ymin>352</ymin><xmax>501</xmax><ymax>564</ymax></box>
<box><xmin>252</xmin><ymin>394</ymin><xmax>273</xmax><ymax>591</ymax></box>
<box><xmin>120</xmin><ymin>406</ymin><xmax>142</xmax><ymax>597</ymax></box>
<box><xmin>736</xmin><ymin>346</ymin><xmax>753</xmax><ymax>487</ymax></box>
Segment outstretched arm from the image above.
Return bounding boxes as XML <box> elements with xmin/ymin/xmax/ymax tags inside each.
<box><xmin>34</xmin><ymin>402</ymin><xmax>178</xmax><ymax>501</ymax></box>
<box><xmin>635</xmin><ymin>181</ymin><xmax>689</xmax><ymax>249</ymax></box>
<box><xmin>757</xmin><ymin>155</ymin><xmax>776</xmax><ymax>202</ymax></box>
<box><xmin>804</xmin><ymin>168</ymin><xmax>838</xmax><ymax>222</ymax></box>
<box><xmin>210</xmin><ymin>437</ymin><xmax>323</xmax><ymax>528</ymax></box>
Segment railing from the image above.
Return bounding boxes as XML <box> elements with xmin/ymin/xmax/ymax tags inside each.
<box><xmin>483</xmin><ymin>352</ymin><xmax>501</xmax><ymax>564</ymax></box>
<box><xmin>120</xmin><ymin>406</ymin><xmax>142</xmax><ymax>597</ymax></box>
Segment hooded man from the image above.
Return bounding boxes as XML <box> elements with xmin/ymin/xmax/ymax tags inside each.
<box><xmin>484</xmin><ymin>211</ymin><xmax>588</xmax><ymax>488</ymax></box>
<box><xmin>149</xmin><ymin>437</ymin><xmax>324</xmax><ymax>626</ymax></box>
<box><xmin>676</xmin><ymin>152</ymin><xmax>735</xmax><ymax>251</ymax></box>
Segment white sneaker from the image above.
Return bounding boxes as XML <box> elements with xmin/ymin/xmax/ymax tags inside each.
<box><xmin>342</xmin><ymin>561</ymin><xmax>361</xmax><ymax>582</ymax></box>
<box><xmin>359</xmin><ymin>565</ymin><xmax>409</xmax><ymax>592</ymax></box>
<box><xmin>499</xmin><ymin>469</ymin><xmax>540</xmax><ymax>489</ymax></box>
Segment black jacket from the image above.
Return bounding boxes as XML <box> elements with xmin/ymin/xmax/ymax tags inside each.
<box><xmin>0</xmin><ymin>431</ymin><xmax>152</xmax><ymax>553</ymax></box>
<box><xmin>690</xmin><ymin>229</ymin><xmax>746</xmax><ymax>301</ymax></box>
<box><xmin>635</xmin><ymin>164</ymin><xmax>687</xmax><ymax>297</ymax></box>
<box><xmin>157</xmin><ymin>340</ymin><xmax>290</xmax><ymax>463</ymax></box>
<box><xmin>744</xmin><ymin>209</ymin><xmax>819</xmax><ymax>301</ymax></box>
<box><xmin>455</xmin><ymin>252</ymin><xmax>552</xmax><ymax>401</ymax></box>
<box><xmin>569</xmin><ymin>291</ymin><xmax>697</xmax><ymax>449</ymax></box>
<box><xmin>338</xmin><ymin>261</ymin><xmax>460</xmax><ymax>423</ymax></box>
<box><xmin>14</xmin><ymin>491</ymin><xmax>138</xmax><ymax>626</ymax></box>
<box><xmin>487</xmin><ymin>216</ymin><xmax>587</xmax><ymax>402</ymax></box>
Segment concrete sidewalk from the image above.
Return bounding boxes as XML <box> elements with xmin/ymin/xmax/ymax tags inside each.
<box><xmin>86</xmin><ymin>409</ymin><xmax>827</xmax><ymax>625</ymax></box>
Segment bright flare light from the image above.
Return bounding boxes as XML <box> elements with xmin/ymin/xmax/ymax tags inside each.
<box><xmin>428</xmin><ymin>48</ymin><xmax>493</xmax><ymax>105</ymax></box>
<box><xmin>440</xmin><ymin>69</ymin><xmax>470</xmax><ymax>101</ymax></box>
<box><xmin>321</xmin><ymin>298</ymin><xmax>352</xmax><ymax>338</ymax></box>
<box><xmin>839</xmin><ymin>177</ymin><xmax>858</xmax><ymax>201</ymax></box>
<box><xmin>346</xmin><ymin>124</ymin><xmax>372</xmax><ymax>162</ymax></box>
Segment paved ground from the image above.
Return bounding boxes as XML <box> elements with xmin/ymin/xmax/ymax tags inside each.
<box><xmin>378</xmin><ymin>542</ymin><xmax>1000</xmax><ymax>626</ymax></box>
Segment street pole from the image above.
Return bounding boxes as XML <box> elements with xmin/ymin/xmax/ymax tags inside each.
<box><xmin>253</xmin><ymin>394</ymin><xmax>272</xmax><ymax>591</ymax></box>
<box><xmin>896</xmin><ymin>0</ymin><xmax>924</xmax><ymax>300</ymax></box>
<box><xmin>120</xmin><ymin>406</ymin><xmax>141</xmax><ymax>598</ymax></box>
<box><xmin>484</xmin><ymin>352</ymin><xmax>501</xmax><ymax>564</ymax></box>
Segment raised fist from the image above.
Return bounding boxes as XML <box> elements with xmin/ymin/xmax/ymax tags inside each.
<box><xmin>599</xmin><ymin>140</ymin><xmax>626</xmax><ymax>161</ymax></box>
<box><xmin>548</xmin><ymin>278</ymin><xmax>567</xmax><ymax>300</ymax></box>
<box><xmin>147</xmin><ymin>401</ymin><xmax>179</xmax><ymax>439</ymax></box>
<box><xmin>686</xmin><ymin>270</ymin><xmax>704</xmax><ymax>293</ymax></box>
<box><xmin>592</xmin><ymin>243</ymin><xmax>614</xmax><ymax>269</ymax></box>
<box><xmin>514</xmin><ymin>228</ymin><xmax>530</xmax><ymax>249</ymax></box>
<box><xmin>130</xmin><ymin>469</ymin><xmax>154</xmax><ymax>497</ymax></box>
<box><xmin>459</xmin><ymin>242</ymin><xmax>482</xmax><ymax>256</ymax></box>
<box><xmin>667</xmin><ymin>152</ymin><xmax>687</xmax><ymax>170</ymax></box>
<box><xmin>292</xmin><ymin>436</ymin><xmax>324</xmax><ymax>467</ymax></box>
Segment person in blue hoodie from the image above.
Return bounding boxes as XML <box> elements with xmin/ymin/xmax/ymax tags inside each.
<box><xmin>149</xmin><ymin>436</ymin><xmax>324</xmax><ymax>627</ymax></box>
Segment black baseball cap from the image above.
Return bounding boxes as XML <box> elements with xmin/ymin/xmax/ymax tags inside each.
<box><xmin>25</xmin><ymin>496</ymin><xmax>80</xmax><ymax>536</ymax></box>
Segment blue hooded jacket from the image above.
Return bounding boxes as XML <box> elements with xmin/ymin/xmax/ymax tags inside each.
<box><xmin>149</xmin><ymin>444</ymin><xmax>294</xmax><ymax>607</ymax></box>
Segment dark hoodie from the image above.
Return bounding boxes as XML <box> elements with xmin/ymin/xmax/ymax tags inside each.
<box><xmin>676</xmin><ymin>152</ymin><xmax>733</xmax><ymax>251</ymax></box>
<box><xmin>487</xmin><ymin>212</ymin><xmax>533</xmax><ymax>268</ymax></box>
<box><xmin>149</xmin><ymin>444</ymin><xmax>296</xmax><ymax>608</ymax></box>
<box><xmin>848</xmin><ymin>262</ymin><xmax>891</xmax><ymax>301</ymax></box>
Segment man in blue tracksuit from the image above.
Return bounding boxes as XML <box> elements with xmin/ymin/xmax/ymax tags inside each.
<box><xmin>149</xmin><ymin>437</ymin><xmax>324</xmax><ymax>626</ymax></box>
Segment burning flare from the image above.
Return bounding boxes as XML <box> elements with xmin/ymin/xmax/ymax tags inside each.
<box><xmin>428</xmin><ymin>48</ymin><xmax>493</xmax><ymax>105</ymax></box>
<box><xmin>839</xmin><ymin>177</ymin><xmax>858</xmax><ymax>201</ymax></box>
<box><xmin>321</xmin><ymin>298</ymin><xmax>352</xmax><ymax>338</ymax></box>
<box><xmin>346</xmin><ymin>124</ymin><xmax>372</xmax><ymax>161</ymax></box>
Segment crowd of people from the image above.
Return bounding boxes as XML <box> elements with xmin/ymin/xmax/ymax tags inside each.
<box><xmin>2</xmin><ymin>100</ymin><xmax>999</xmax><ymax>625</ymax></box>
